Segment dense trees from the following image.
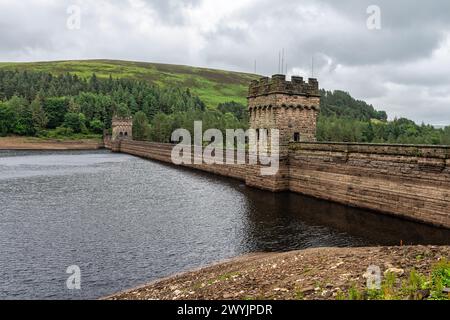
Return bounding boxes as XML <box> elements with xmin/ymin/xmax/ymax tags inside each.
<box><xmin>63</xmin><ymin>113</ymin><xmax>87</xmax><ymax>133</ymax></box>
<box><xmin>0</xmin><ymin>70</ymin><xmax>206</xmax><ymax>138</ymax></box>
<box><xmin>30</xmin><ymin>96</ymin><xmax>48</xmax><ymax>132</ymax></box>
<box><xmin>132</xmin><ymin>111</ymin><xmax>149</xmax><ymax>141</ymax></box>
<box><xmin>146</xmin><ymin>109</ymin><xmax>244</xmax><ymax>143</ymax></box>
<box><xmin>317</xmin><ymin>116</ymin><xmax>449</xmax><ymax>144</ymax></box>
<box><xmin>320</xmin><ymin>89</ymin><xmax>387</xmax><ymax>121</ymax></box>
<box><xmin>218</xmin><ymin>101</ymin><xmax>248</xmax><ymax>122</ymax></box>
<box><xmin>43</xmin><ymin>97</ymin><xmax>68</xmax><ymax>129</ymax></box>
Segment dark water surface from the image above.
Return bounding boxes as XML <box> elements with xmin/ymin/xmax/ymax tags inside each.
<box><xmin>0</xmin><ymin>150</ymin><xmax>448</xmax><ymax>299</ymax></box>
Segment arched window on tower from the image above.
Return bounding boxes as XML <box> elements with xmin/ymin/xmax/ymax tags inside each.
<box><xmin>293</xmin><ymin>132</ymin><xmax>300</xmax><ymax>142</ymax></box>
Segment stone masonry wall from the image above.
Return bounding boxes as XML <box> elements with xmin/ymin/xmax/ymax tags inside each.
<box><xmin>289</xmin><ymin>142</ymin><xmax>450</xmax><ymax>228</ymax></box>
<box><xmin>107</xmin><ymin>139</ymin><xmax>450</xmax><ymax>229</ymax></box>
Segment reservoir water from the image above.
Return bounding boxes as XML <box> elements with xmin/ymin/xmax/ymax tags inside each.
<box><xmin>0</xmin><ymin>150</ymin><xmax>448</xmax><ymax>299</ymax></box>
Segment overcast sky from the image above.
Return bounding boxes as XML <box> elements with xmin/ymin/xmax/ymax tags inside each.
<box><xmin>0</xmin><ymin>0</ymin><xmax>449</xmax><ymax>125</ymax></box>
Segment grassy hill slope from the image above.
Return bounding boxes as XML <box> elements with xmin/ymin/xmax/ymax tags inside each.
<box><xmin>0</xmin><ymin>59</ymin><xmax>259</xmax><ymax>108</ymax></box>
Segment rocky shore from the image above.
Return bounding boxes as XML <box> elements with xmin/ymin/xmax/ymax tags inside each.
<box><xmin>107</xmin><ymin>246</ymin><xmax>450</xmax><ymax>300</ymax></box>
<box><xmin>0</xmin><ymin>137</ymin><xmax>103</xmax><ymax>150</ymax></box>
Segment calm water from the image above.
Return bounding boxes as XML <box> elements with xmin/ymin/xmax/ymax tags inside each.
<box><xmin>0</xmin><ymin>150</ymin><xmax>448</xmax><ymax>300</ymax></box>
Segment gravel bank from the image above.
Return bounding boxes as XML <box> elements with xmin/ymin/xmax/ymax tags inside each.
<box><xmin>107</xmin><ymin>246</ymin><xmax>450</xmax><ymax>300</ymax></box>
<box><xmin>0</xmin><ymin>137</ymin><xmax>103</xmax><ymax>150</ymax></box>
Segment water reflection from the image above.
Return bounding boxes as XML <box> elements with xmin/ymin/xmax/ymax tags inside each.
<box><xmin>240</xmin><ymin>189</ymin><xmax>449</xmax><ymax>251</ymax></box>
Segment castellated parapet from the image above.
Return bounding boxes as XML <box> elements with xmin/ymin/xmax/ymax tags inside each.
<box><xmin>248</xmin><ymin>74</ymin><xmax>321</xmax><ymax>145</ymax></box>
<box><xmin>248</xmin><ymin>74</ymin><xmax>320</xmax><ymax>98</ymax></box>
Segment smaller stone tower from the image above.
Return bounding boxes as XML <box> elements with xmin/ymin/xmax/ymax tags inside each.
<box><xmin>111</xmin><ymin>116</ymin><xmax>133</xmax><ymax>142</ymax></box>
<box><xmin>248</xmin><ymin>74</ymin><xmax>320</xmax><ymax>145</ymax></box>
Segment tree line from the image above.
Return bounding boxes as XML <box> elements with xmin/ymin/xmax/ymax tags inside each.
<box><xmin>0</xmin><ymin>69</ymin><xmax>448</xmax><ymax>145</ymax></box>
<box><xmin>317</xmin><ymin>90</ymin><xmax>450</xmax><ymax>145</ymax></box>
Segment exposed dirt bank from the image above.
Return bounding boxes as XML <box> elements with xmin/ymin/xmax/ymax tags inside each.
<box><xmin>107</xmin><ymin>246</ymin><xmax>450</xmax><ymax>300</ymax></box>
<box><xmin>0</xmin><ymin>137</ymin><xmax>104</xmax><ymax>150</ymax></box>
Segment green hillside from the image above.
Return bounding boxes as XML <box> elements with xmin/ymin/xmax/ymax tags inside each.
<box><xmin>0</xmin><ymin>59</ymin><xmax>258</xmax><ymax>108</ymax></box>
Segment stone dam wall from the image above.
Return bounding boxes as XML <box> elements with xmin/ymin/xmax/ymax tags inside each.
<box><xmin>289</xmin><ymin>142</ymin><xmax>450</xmax><ymax>229</ymax></box>
<box><xmin>108</xmin><ymin>139</ymin><xmax>450</xmax><ymax>229</ymax></box>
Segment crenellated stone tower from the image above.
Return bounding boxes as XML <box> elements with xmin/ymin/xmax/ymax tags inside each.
<box><xmin>248</xmin><ymin>74</ymin><xmax>320</xmax><ymax>145</ymax></box>
<box><xmin>245</xmin><ymin>74</ymin><xmax>320</xmax><ymax>192</ymax></box>
<box><xmin>111</xmin><ymin>116</ymin><xmax>133</xmax><ymax>142</ymax></box>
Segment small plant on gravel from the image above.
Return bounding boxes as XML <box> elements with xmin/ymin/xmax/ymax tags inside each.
<box><xmin>217</xmin><ymin>272</ymin><xmax>240</xmax><ymax>282</ymax></box>
<box><xmin>429</xmin><ymin>258</ymin><xmax>450</xmax><ymax>300</ymax></box>
<box><xmin>366</xmin><ymin>289</ymin><xmax>382</xmax><ymax>300</ymax></box>
<box><xmin>335</xmin><ymin>289</ymin><xmax>346</xmax><ymax>300</ymax></box>
<box><xmin>400</xmin><ymin>269</ymin><xmax>429</xmax><ymax>300</ymax></box>
<box><xmin>332</xmin><ymin>265</ymin><xmax>450</xmax><ymax>301</ymax></box>
<box><xmin>382</xmin><ymin>272</ymin><xmax>398</xmax><ymax>300</ymax></box>
<box><xmin>347</xmin><ymin>285</ymin><xmax>364</xmax><ymax>300</ymax></box>
<box><xmin>294</xmin><ymin>288</ymin><xmax>305</xmax><ymax>300</ymax></box>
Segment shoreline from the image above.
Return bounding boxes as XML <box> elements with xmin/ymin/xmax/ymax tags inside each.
<box><xmin>0</xmin><ymin>136</ymin><xmax>104</xmax><ymax>151</ymax></box>
<box><xmin>106</xmin><ymin>246</ymin><xmax>450</xmax><ymax>300</ymax></box>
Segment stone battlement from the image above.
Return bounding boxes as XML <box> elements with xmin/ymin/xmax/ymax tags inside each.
<box><xmin>112</xmin><ymin>116</ymin><xmax>133</xmax><ymax>126</ymax></box>
<box><xmin>248</xmin><ymin>74</ymin><xmax>320</xmax><ymax>98</ymax></box>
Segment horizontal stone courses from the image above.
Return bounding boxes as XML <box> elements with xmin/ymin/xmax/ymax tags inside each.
<box><xmin>289</xmin><ymin>183</ymin><xmax>445</xmax><ymax>227</ymax></box>
<box><xmin>290</xmin><ymin>169</ymin><xmax>449</xmax><ymax>203</ymax></box>
<box><xmin>291</xmin><ymin>162</ymin><xmax>450</xmax><ymax>189</ymax></box>
<box><xmin>292</xmin><ymin>142</ymin><xmax>450</xmax><ymax>159</ymax></box>
<box><xmin>289</xmin><ymin>179</ymin><xmax>448</xmax><ymax>217</ymax></box>
<box><xmin>291</xmin><ymin>151</ymin><xmax>450</xmax><ymax>172</ymax></box>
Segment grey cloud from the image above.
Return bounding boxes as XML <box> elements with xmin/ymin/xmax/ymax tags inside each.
<box><xmin>0</xmin><ymin>2</ymin><xmax>67</xmax><ymax>54</ymax></box>
<box><xmin>324</xmin><ymin>0</ymin><xmax>450</xmax><ymax>28</ymax></box>
<box><xmin>0</xmin><ymin>0</ymin><xmax>449</xmax><ymax>124</ymax></box>
<box><xmin>141</xmin><ymin>0</ymin><xmax>202</xmax><ymax>24</ymax></box>
<box><xmin>202</xmin><ymin>0</ymin><xmax>449</xmax><ymax>72</ymax></box>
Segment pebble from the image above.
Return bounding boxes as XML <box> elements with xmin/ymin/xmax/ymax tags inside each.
<box><xmin>384</xmin><ymin>268</ymin><xmax>404</xmax><ymax>277</ymax></box>
<box><xmin>300</xmin><ymin>286</ymin><xmax>315</xmax><ymax>294</ymax></box>
<box><xmin>330</xmin><ymin>262</ymin><xmax>344</xmax><ymax>269</ymax></box>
